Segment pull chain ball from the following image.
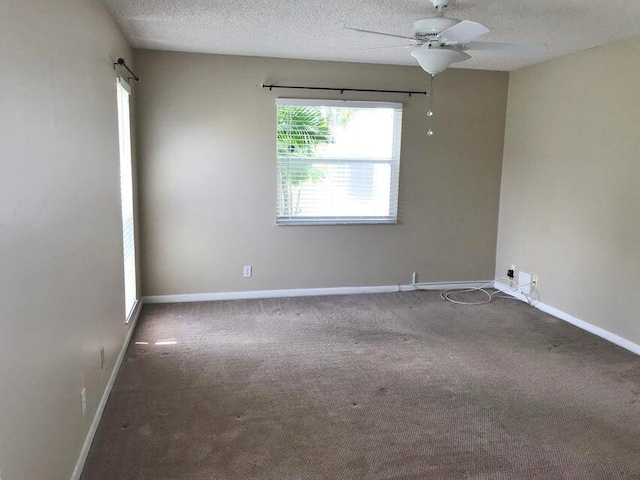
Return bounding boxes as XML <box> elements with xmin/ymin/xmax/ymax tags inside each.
<box><xmin>427</xmin><ymin>129</ymin><xmax>434</xmax><ymax>136</ymax></box>
<box><xmin>426</xmin><ymin>109</ymin><xmax>434</xmax><ymax>117</ymax></box>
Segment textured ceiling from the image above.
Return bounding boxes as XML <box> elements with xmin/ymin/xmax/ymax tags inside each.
<box><xmin>102</xmin><ymin>0</ymin><xmax>640</xmax><ymax>71</ymax></box>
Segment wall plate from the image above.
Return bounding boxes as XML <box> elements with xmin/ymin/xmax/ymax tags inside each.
<box><xmin>519</xmin><ymin>272</ymin><xmax>532</xmax><ymax>295</ymax></box>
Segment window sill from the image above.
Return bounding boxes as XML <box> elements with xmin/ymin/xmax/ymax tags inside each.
<box><xmin>276</xmin><ymin>218</ymin><xmax>398</xmax><ymax>226</ymax></box>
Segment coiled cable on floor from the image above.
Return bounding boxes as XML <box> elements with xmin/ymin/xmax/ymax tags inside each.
<box><xmin>435</xmin><ymin>278</ymin><xmax>536</xmax><ymax>306</ymax></box>
<box><xmin>439</xmin><ymin>281</ymin><xmax>498</xmax><ymax>305</ymax></box>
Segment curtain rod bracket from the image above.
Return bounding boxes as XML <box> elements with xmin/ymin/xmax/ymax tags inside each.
<box><xmin>114</xmin><ymin>58</ymin><xmax>140</xmax><ymax>82</ymax></box>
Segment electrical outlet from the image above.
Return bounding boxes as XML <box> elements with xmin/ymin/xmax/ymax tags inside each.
<box><xmin>532</xmin><ymin>275</ymin><xmax>539</xmax><ymax>289</ymax></box>
<box><xmin>519</xmin><ymin>272</ymin><xmax>532</xmax><ymax>295</ymax></box>
<box><xmin>100</xmin><ymin>346</ymin><xmax>105</xmax><ymax>370</ymax></box>
<box><xmin>81</xmin><ymin>388</ymin><xmax>87</xmax><ymax>417</ymax></box>
<box><xmin>507</xmin><ymin>264</ymin><xmax>516</xmax><ymax>280</ymax></box>
<box><xmin>243</xmin><ymin>265</ymin><xmax>252</xmax><ymax>278</ymax></box>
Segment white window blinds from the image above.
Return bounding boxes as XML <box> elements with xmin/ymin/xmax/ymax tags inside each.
<box><xmin>276</xmin><ymin>99</ymin><xmax>403</xmax><ymax>225</ymax></box>
<box><xmin>116</xmin><ymin>78</ymin><xmax>137</xmax><ymax>321</ymax></box>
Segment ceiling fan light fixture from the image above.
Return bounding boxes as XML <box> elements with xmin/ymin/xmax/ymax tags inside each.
<box><xmin>410</xmin><ymin>46</ymin><xmax>471</xmax><ymax>75</ymax></box>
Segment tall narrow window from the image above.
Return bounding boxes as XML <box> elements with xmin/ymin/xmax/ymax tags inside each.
<box><xmin>276</xmin><ymin>99</ymin><xmax>403</xmax><ymax>225</ymax></box>
<box><xmin>116</xmin><ymin>78</ymin><xmax>137</xmax><ymax>321</ymax></box>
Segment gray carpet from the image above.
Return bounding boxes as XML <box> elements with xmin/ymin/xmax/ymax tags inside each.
<box><xmin>80</xmin><ymin>291</ymin><xmax>640</xmax><ymax>480</ymax></box>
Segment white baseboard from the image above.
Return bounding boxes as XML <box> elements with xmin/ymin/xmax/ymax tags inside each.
<box><xmin>494</xmin><ymin>281</ymin><xmax>640</xmax><ymax>356</ymax></box>
<box><xmin>143</xmin><ymin>281</ymin><xmax>497</xmax><ymax>304</ymax></box>
<box><xmin>493</xmin><ymin>281</ymin><xmax>532</xmax><ymax>303</ymax></box>
<box><xmin>144</xmin><ymin>285</ymin><xmax>402</xmax><ymax>304</ymax></box>
<box><xmin>70</xmin><ymin>299</ymin><xmax>144</xmax><ymax>480</ymax></box>
<box><xmin>410</xmin><ymin>280</ymin><xmax>494</xmax><ymax>291</ymax></box>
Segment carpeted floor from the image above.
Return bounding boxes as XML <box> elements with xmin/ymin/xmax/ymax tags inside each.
<box><xmin>80</xmin><ymin>291</ymin><xmax>640</xmax><ymax>480</ymax></box>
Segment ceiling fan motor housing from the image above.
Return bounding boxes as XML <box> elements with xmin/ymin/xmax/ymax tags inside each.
<box><xmin>413</xmin><ymin>17</ymin><xmax>460</xmax><ymax>40</ymax></box>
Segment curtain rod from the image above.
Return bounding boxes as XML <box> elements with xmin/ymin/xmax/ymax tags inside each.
<box><xmin>259</xmin><ymin>83</ymin><xmax>426</xmax><ymax>97</ymax></box>
<box><xmin>114</xmin><ymin>58</ymin><xmax>140</xmax><ymax>82</ymax></box>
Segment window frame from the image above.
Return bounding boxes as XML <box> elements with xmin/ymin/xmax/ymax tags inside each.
<box><xmin>116</xmin><ymin>77</ymin><xmax>138</xmax><ymax>323</ymax></box>
<box><xmin>275</xmin><ymin>98</ymin><xmax>403</xmax><ymax>226</ymax></box>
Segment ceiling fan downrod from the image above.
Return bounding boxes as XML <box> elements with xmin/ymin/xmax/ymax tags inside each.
<box><xmin>431</xmin><ymin>0</ymin><xmax>449</xmax><ymax>14</ymax></box>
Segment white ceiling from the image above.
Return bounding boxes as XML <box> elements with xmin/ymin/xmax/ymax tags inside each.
<box><xmin>102</xmin><ymin>0</ymin><xmax>640</xmax><ymax>71</ymax></box>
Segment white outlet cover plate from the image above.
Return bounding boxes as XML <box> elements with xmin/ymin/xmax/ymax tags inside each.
<box><xmin>519</xmin><ymin>272</ymin><xmax>532</xmax><ymax>295</ymax></box>
<box><xmin>243</xmin><ymin>266</ymin><xmax>252</xmax><ymax>278</ymax></box>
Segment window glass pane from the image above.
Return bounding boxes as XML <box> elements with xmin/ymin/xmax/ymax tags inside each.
<box><xmin>277</xmin><ymin>160</ymin><xmax>393</xmax><ymax>218</ymax></box>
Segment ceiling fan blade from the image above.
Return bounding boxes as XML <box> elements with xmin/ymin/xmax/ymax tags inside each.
<box><xmin>438</xmin><ymin>20</ymin><xmax>489</xmax><ymax>43</ymax></box>
<box><xmin>464</xmin><ymin>41</ymin><xmax>547</xmax><ymax>55</ymax></box>
<box><xmin>361</xmin><ymin>44</ymin><xmax>417</xmax><ymax>51</ymax></box>
<box><xmin>345</xmin><ymin>27</ymin><xmax>415</xmax><ymax>41</ymax></box>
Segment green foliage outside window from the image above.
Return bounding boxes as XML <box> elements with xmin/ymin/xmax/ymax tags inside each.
<box><xmin>277</xmin><ymin>106</ymin><xmax>333</xmax><ymax>215</ymax></box>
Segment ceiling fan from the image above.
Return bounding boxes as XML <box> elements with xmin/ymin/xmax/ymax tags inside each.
<box><xmin>348</xmin><ymin>0</ymin><xmax>547</xmax><ymax>75</ymax></box>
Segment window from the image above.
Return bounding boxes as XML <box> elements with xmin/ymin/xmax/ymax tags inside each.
<box><xmin>276</xmin><ymin>99</ymin><xmax>402</xmax><ymax>225</ymax></box>
<box><xmin>116</xmin><ymin>78</ymin><xmax>137</xmax><ymax>321</ymax></box>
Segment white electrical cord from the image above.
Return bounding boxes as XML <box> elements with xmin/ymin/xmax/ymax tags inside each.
<box><xmin>412</xmin><ymin>277</ymin><xmax>538</xmax><ymax>306</ymax></box>
<box><xmin>439</xmin><ymin>281</ymin><xmax>499</xmax><ymax>305</ymax></box>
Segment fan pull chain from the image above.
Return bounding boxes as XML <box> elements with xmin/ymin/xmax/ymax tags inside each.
<box><xmin>427</xmin><ymin>74</ymin><xmax>435</xmax><ymax>136</ymax></box>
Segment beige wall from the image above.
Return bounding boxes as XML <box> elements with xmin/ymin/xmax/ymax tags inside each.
<box><xmin>0</xmin><ymin>1</ymin><xmax>137</xmax><ymax>479</ymax></box>
<box><xmin>135</xmin><ymin>50</ymin><xmax>508</xmax><ymax>296</ymax></box>
<box><xmin>496</xmin><ymin>35</ymin><xmax>640</xmax><ymax>345</ymax></box>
